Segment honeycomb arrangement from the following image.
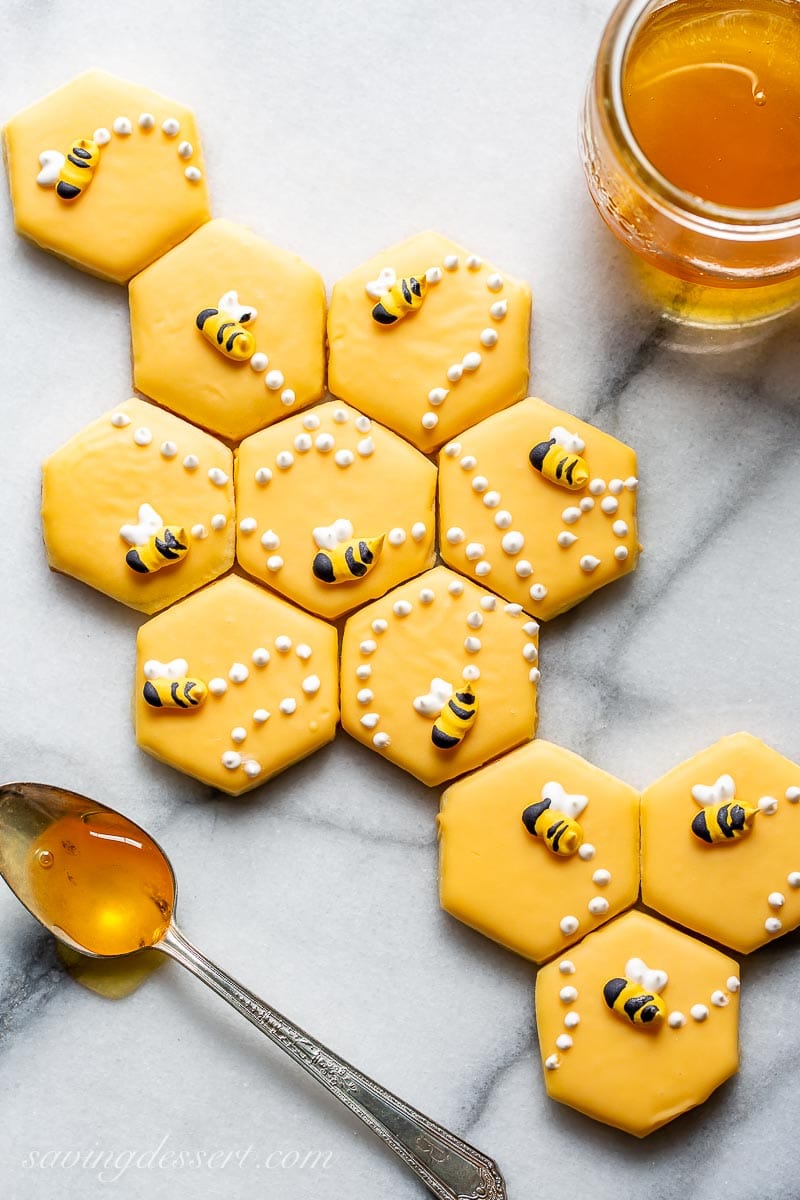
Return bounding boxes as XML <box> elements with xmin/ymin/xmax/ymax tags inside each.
<box><xmin>8</xmin><ymin>70</ymin><xmax>798</xmax><ymax>1139</ymax></box>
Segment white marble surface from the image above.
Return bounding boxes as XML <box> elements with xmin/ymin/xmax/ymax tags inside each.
<box><xmin>2</xmin><ymin>2</ymin><xmax>800</xmax><ymax>1198</ymax></box>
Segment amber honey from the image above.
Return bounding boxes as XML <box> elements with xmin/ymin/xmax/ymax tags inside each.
<box><xmin>27</xmin><ymin>808</ymin><xmax>174</xmax><ymax>957</ymax></box>
<box><xmin>623</xmin><ymin>0</ymin><xmax>800</xmax><ymax>209</ymax></box>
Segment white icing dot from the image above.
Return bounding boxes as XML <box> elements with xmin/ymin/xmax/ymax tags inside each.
<box><xmin>372</xmin><ymin>619</ymin><xmax>388</xmax><ymax>634</ymax></box>
<box><xmin>138</xmin><ymin>113</ymin><xmax>155</xmax><ymax>130</ymax></box>
<box><xmin>711</xmin><ymin>990</ymin><xmax>729</xmax><ymax>1007</ymax></box>
<box><xmin>475</xmin><ymin>561</ymin><xmax>492</xmax><ymax>577</ymax></box>
<box><xmin>443</xmin><ymin>254</ymin><xmax>459</xmax><ymax>270</ymax></box>
<box><xmin>373</xmin><ymin>732</ymin><xmax>391</xmax><ymax>749</ymax></box>
<box><xmin>614</xmin><ymin>546</ymin><xmax>629</xmax><ymax>562</ymax></box>
<box><xmin>210</xmin><ymin>514</ymin><xmax>227</xmax><ymax>531</ymax></box>
<box><xmin>501</xmin><ymin>531</ymin><xmax>525</xmax><ymax>555</ymax></box>
<box><xmin>443</xmin><ymin>441</ymin><xmax>461</xmax><ymax>457</ymax></box>
<box><xmin>279</xmin><ymin>698</ymin><xmax>297</xmax><ymax>715</ymax></box>
<box><xmin>466</xmin><ymin>254</ymin><xmax>482</xmax><ymax>270</ymax></box>
<box><xmin>94</xmin><ymin>127</ymin><xmax>111</xmax><ymax>145</ymax></box>
<box><xmin>766</xmin><ymin>917</ymin><xmax>783</xmax><ymax>933</ymax></box>
<box><xmin>281</xmin><ymin>390</ymin><xmax>296</xmax><ymax>407</ymax></box>
<box><xmin>529</xmin><ymin>583</ymin><xmax>548</xmax><ymax>601</ymax></box>
<box><xmin>260</xmin><ymin>530</ymin><xmax>280</xmax><ymax>550</ymax></box>
<box><xmin>294</xmin><ymin>433</ymin><xmax>313</xmax><ymax>453</ymax></box>
<box><xmin>333</xmin><ymin>409</ymin><xmax>349</xmax><ymax>424</ymax></box>
<box><xmin>448</xmin><ymin>580</ymin><xmax>465</xmax><ymax>596</ymax></box>
<box><xmin>252</xmin><ymin>709</ymin><xmax>269</xmax><ymax>723</ymax></box>
<box><xmin>523</xmin><ymin>620</ymin><xmax>540</xmax><ymax>635</ymax></box>
<box><xmin>446</xmin><ymin>527</ymin><xmax>466</xmax><ymax>545</ymax></box>
<box><xmin>592</xmin><ymin>869</ymin><xmax>611</xmax><ymax>886</ymax></box>
<box><xmin>462</xmin><ymin>351</ymin><xmax>482</xmax><ymax>372</ymax></box>
<box><xmin>489</xmin><ymin>299</ymin><xmax>508</xmax><ymax>320</ymax></box>
<box><xmin>668</xmin><ymin>1013</ymin><xmax>686</xmax><ymax>1029</ymax></box>
<box><xmin>315</xmin><ymin>433</ymin><xmax>335</xmax><ymax>453</ymax></box>
<box><xmin>302</xmin><ymin>675</ymin><xmax>321</xmax><ymax>695</ymax></box>
<box><xmin>447</xmin><ymin>364</ymin><xmax>464</xmax><ymax>383</ymax></box>
<box><xmin>557</xmin><ymin>531</ymin><xmax>578</xmax><ymax>548</ymax></box>
<box><xmin>690</xmin><ymin>1005</ymin><xmax>709</xmax><ymax>1022</ymax></box>
<box><xmin>421</xmin><ymin>413</ymin><xmax>439</xmax><ymax>430</ymax></box>
<box><xmin>160</xmin><ymin>440</ymin><xmax>177</xmax><ymax>459</ymax></box>
<box><xmin>555</xmin><ymin>1034</ymin><xmax>573</xmax><ymax>1051</ymax></box>
<box><xmin>111</xmin><ymin>412</ymin><xmax>131</xmax><ymax>427</ymax></box>
<box><xmin>529</xmin><ymin>668</ymin><xmax>541</xmax><ymax>684</ymax></box>
<box><xmin>231</xmin><ymin>727</ymin><xmax>247</xmax><ymax>744</ymax></box>
<box><xmin>472</xmin><ymin>475</ymin><xmax>488</xmax><ymax>494</ymax></box>
<box><xmin>559</xmin><ymin>986</ymin><xmax>578</xmax><ymax>1003</ymax></box>
<box><xmin>252</xmin><ymin>648</ymin><xmax>270</xmax><ymax>666</ymax></box>
<box><xmin>429</xmin><ymin>388</ymin><xmax>449</xmax><ymax>406</ymax></box>
<box><xmin>178</xmin><ymin>140</ymin><xmax>193</xmax><ymax>159</ymax></box>
<box><xmin>486</xmin><ymin>273</ymin><xmax>504</xmax><ymax>291</ymax></box>
<box><xmin>494</xmin><ymin>511</ymin><xmax>513</xmax><ymax>531</ymax></box>
<box><xmin>360</xmin><ymin>640</ymin><xmax>377</xmax><ymax>655</ymax></box>
<box><xmin>239</xmin><ymin>518</ymin><xmax>257</xmax><ymax>534</ymax></box>
<box><xmin>560</xmin><ymin>916</ymin><xmax>579</xmax><ymax>935</ymax></box>
<box><xmin>769</xmin><ymin>892</ymin><xmax>786</xmax><ymax>908</ymax></box>
<box><xmin>208</xmin><ymin>467</ymin><xmax>228</xmax><ymax>486</ymax></box>
<box><xmin>275</xmin><ymin>636</ymin><xmax>292</xmax><ymax>653</ymax></box>
<box><xmin>580</xmin><ymin>555</ymin><xmax>601</xmax><ymax>573</ymax></box>
<box><xmin>356</xmin><ymin>665</ymin><xmax>372</xmax><ymax>680</ymax></box>
<box><xmin>578</xmin><ymin>844</ymin><xmax>596</xmax><ymax>861</ymax></box>
<box><xmin>505</xmin><ymin>603</ymin><xmax>523</xmax><ymax>615</ymax></box>
<box><xmin>600</xmin><ymin>496</ymin><xmax>619</xmax><ymax>515</ymax></box>
<box><xmin>276</xmin><ymin>451</ymin><xmax>294</xmax><ymax>470</ymax></box>
<box><xmin>558</xmin><ymin>960</ymin><xmax>576</xmax><ymax>974</ymax></box>
<box><xmin>480</xmin><ymin>596</ymin><xmax>497</xmax><ymax>611</ymax></box>
<box><xmin>208</xmin><ymin>678</ymin><xmax>228</xmax><ymax>696</ymax></box>
<box><xmin>255</xmin><ymin>467</ymin><xmax>273</xmax><ymax>485</ymax></box>
<box><xmin>266</xmin><ymin>555</ymin><xmax>284</xmax><ymax>572</ymax></box>
<box><xmin>229</xmin><ymin>663</ymin><xmax>249</xmax><ymax>683</ymax></box>
<box><xmin>789</xmin><ymin>872</ymin><xmax>800</xmax><ymax>888</ymax></box>
<box><xmin>411</xmin><ymin>522</ymin><xmax>426</xmax><ymax>542</ymax></box>
<box><xmin>243</xmin><ymin>761</ymin><xmax>262</xmax><ymax>779</ymax></box>
<box><xmin>545</xmin><ymin>1055</ymin><xmax>560</xmax><ymax>1071</ymax></box>
<box><xmin>625</xmin><ymin>476</ymin><xmax>639</xmax><ymax>490</ymax></box>
<box><xmin>483</xmin><ymin>491</ymin><xmax>501</xmax><ymax>508</ymax></box>
<box><xmin>388</xmin><ymin>528</ymin><xmax>407</xmax><ymax>546</ymax></box>
<box><xmin>612</xmin><ymin>519</ymin><xmax>629</xmax><ymax>537</ymax></box>
<box><xmin>393</xmin><ymin>600</ymin><xmax>412</xmax><ymax>617</ymax></box>
<box><xmin>562</xmin><ymin>507</ymin><xmax>581</xmax><ymax>525</ymax></box>
<box><xmin>462</xmin><ymin>665</ymin><xmax>481</xmax><ymax>682</ymax></box>
<box><xmin>465</xmin><ymin>542</ymin><xmax>485</xmax><ymax>561</ymax></box>
<box><xmin>335</xmin><ymin>450</ymin><xmax>355</xmax><ymax>468</ymax></box>
<box><xmin>522</xmin><ymin>643</ymin><xmax>538</xmax><ymax>662</ymax></box>
<box><xmin>419</xmin><ymin>588</ymin><xmax>435</xmax><ymax>604</ymax></box>
<box><xmin>564</xmin><ymin>1012</ymin><xmax>580</xmax><ymax>1029</ymax></box>
<box><xmin>162</xmin><ymin>117</ymin><xmax>180</xmax><ymax>136</ymax></box>
<box><xmin>466</xmin><ymin>611</ymin><xmax>484</xmax><ymax>629</ymax></box>
<box><xmin>222</xmin><ymin>751</ymin><xmax>242</xmax><ymax>770</ymax></box>
<box><xmin>247</xmin><ymin>352</ymin><xmax>267</xmax><ymax>374</ymax></box>
<box><xmin>357</xmin><ymin>689</ymin><xmax>374</xmax><ymax>705</ymax></box>
<box><xmin>112</xmin><ymin>116</ymin><xmax>132</xmax><ymax>136</ymax></box>
<box><xmin>464</xmin><ymin>636</ymin><xmax>481</xmax><ymax>653</ymax></box>
<box><xmin>580</xmin><ymin>497</ymin><xmax>595</xmax><ymax>512</ymax></box>
<box><xmin>588</xmin><ymin>897</ymin><xmax>609</xmax><ymax>915</ymax></box>
<box><xmin>460</xmin><ymin>455</ymin><xmax>477</xmax><ymax>471</ymax></box>
<box><xmin>758</xmin><ymin>795</ymin><xmax>779</xmax><ymax>814</ymax></box>
<box><xmin>296</xmin><ymin>644</ymin><xmax>312</xmax><ymax>660</ymax></box>
<box><xmin>355</xmin><ymin>416</ymin><xmax>371</xmax><ymax>433</ymax></box>
<box><xmin>191</xmin><ymin>524</ymin><xmax>207</xmax><ymax>540</ymax></box>
<box><xmin>609</xmin><ymin>479</ymin><xmax>624</xmax><ymax>495</ymax></box>
<box><xmin>588</xmin><ymin>479</ymin><xmax>606</xmax><ymax>496</ymax></box>
<box><xmin>133</xmin><ymin>427</ymin><xmax>153</xmax><ymax>446</ymax></box>
<box><xmin>265</xmin><ymin>370</ymin><xmax>285</xmax><ymax>391</ymax></box>
<box><xmin>727</xmin><ymin>976</ymin><xmax>741</xmax><ymax>992</ymax></box>
<box><xmin>184</xmin><ymin>166</ymin><xmax>202</xmax><ymax>183</ymax></box>
<box><xmin>356</xmin><ymin>437</ymin><xmax>374</xmax><ymax>457</ymax></box>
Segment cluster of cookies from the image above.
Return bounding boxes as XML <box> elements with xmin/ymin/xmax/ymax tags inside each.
<box><xmin>11</xmin><ymin>69</ymin><xmax>794</xmax><ymax>1141</ymax></box>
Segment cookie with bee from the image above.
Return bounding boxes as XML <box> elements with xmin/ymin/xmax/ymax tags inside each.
<box><xmin>603</xmin><ymin>957</ymin><xmax>668</xmax><ymax>1029</ymax></box>
<box><xmin>528</xmin><ymin>425</ymin><xmax>590</xmax><ymax>491</ymax></box>
<box><xmin>120</xmin><ymin>503</ymin><xmax>190</xmax><ymax>576</ymax></box>
<box><xmin>521</xmin><ymin>780</ymin><xmax>588</xmax><ymax>857</ymax></box>
<box><xmin>312</xmin><ymin>518</ymin><xmax>385</xmax><ymax>585</ymax></box>
<box><xmin>414</xmin><ymin>677</ymin><xmax>478</xmax><ymax>751</ymax></box>
<box><xmin>37</xmin><ymin>137</ymin><xmax>102</xmax><ymax>202</ymax></box>
<box><xmin>196</xmin><ymin>289</ymin><xmax>258</xmax><ymax>361</ymax></box>
<box><xmin>366</xmin><ymin>266</ymin><xmax>430</xmax><ymax>327</ymax></box>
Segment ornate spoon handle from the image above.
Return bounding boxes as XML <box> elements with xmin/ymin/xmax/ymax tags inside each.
<box><xmin>159</xmin><ymin>923</ymin><xmax>506</xmax><ymax>1200</ymax></box>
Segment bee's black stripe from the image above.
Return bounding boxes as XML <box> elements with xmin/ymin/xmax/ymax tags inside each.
<box><xmin>155</xmin><ymin>535</ymin><xmax>181</xmax><ymax>561</ymax></box>
<box><xmin>67</xmin><ymin>154</ymin><xmax>91</xmax><ymax>169</ymax></box>
<box><xmin>143</xmin><ymin>681</ymin><xmax>162</xmax><ymax>707</ymax></box>
<box><xmin>371</xmin><ymin>302</ymin><xmax>396</xmax><ymax>325</ymax></box>
<box><xmin>691</xmin><ymin>810</ymin><xmax>712</xmax><ymax>842</ymax></box>
<box><xmin>72</xmin><ymin>145</ymin><xmax>92</xmax><ymax>159</ymax></box>
<box><xmin>226</xmin><ymin>329</ymin><xmax>246</xmax><ymax>352</ymax></box>
<box><xmin>344</xmin><ymin>545</ymin><xmax>368</xmax><ymax>577</ymax></box>
<box><xmin>565</xmin><ymin>458</ymin><xmax>577</xmax><ymax>484</ymax></box>
<box><xmin>185</xmin><ymin>682</ymin><xmax>201</xmax><ymax>706</ymax></box>
<box><xmin>716</xmin><ymin>803</ymin><xmax>736</xmax><ymax>838</ymax></box>
<box><xmin>729</xmin><ymin>803</ymin><xmax>747</xmax><ymax>831</ymax></box>
<box><xmin>170</xmin><ymin>681</ymin><xmax>190</xmax><ymax>708</ymax></box>
<box><xmin>55</xmin><ymin>181</ymin><xmax>81</xmax><ymax>199</ymax></box>
<box><xmin>455</xmin><ymin>690</ymin><xmax>474</xmax><ymax>704</ymax></box>
<box><xmin>640</xmin><ymin>1004</ymin><xmax>661</xmax><ymax>1024</ymax></box>
<box><xmin>555</xmin><ymin>455</ymin><xmax>568</xmax><ymax>479</ymax></box>
<box><xmin>196</xmin><ymin>308</ymin><xmax>218</xmax><ymax>330</ymax></box>
<box><xmin>359</xmin><ymin>540</ymin><xmax>374</xmax><ymax>565</ymax></box>
<box><xmin>401</xmin><ymin>279</ymin><xmax>412</xmax><ymax>304</ymax></box>
<box><xmin>624</xmin><ymin>993</ymin><xmax>656</xmax><ymax>1020</ymax></box>
<box><xmin>409</xmin><ymin>276</ymin><xmax>422</xmax><ymax>297</ymax></box>
<box><xmin>312</xmin><ymin>551</ymin><xmax>336</xmax><ymax>583</ymax></box>
<box><xmin>447</xmin><ymin>699</ymin><xmax>474</xmax><ymax>721</ymax></box>
<box><xmin>163</xmin><ymin>529</ymin><xmax>187</xmax><ymax>551</ymax></box>
<box><xmin>548</xmin><ymin>819</ymin><xmax>569</xmax><ymax>852</ymax></box>
<box><xmin>216</xmin><ymin>321</ymin><xmax>236</xmax><ymax>345</ymax></box>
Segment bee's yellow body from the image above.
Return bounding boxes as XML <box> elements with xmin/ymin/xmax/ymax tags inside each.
<box><xmin>371</xmin><ymin>275</ymin><xmax>428</xmax><ymax>326</ymax></box>
<box><xmin>126</xmin><ymin>526</ymin><xmax>189</xmax><ymax>575</ymax></box>
<box><xmin>691</xmin><ymin>800</ymin><xmax>758</xmax><ymax>845</ymax></box>
<box><xmin>55</xmin><ymin>138</ymin><xmax>101</xmax><ymax>201</ymax></box>
<box><xmin>432</xmin><ymin>684</ymin><xmax>478</xmax><ymax>750</ymax></box>
<box><xmin>521</xmin><ymin>797</ymin><xmax>584</xmax><ymax>857</ymax></box>
<box><xmin>312</xmin><ymin>535</ymin><xmax>385</xmax><ymax>585</ymax></box>
<box><xmin>195</xmin><ymin>307</ymin><xmax>256</xmax><ymax>361</ymax></box>
<box><xmin>143</xmin><ymin>677</ymin><xmax>208</xmax><ymax>710</ymax></box>
<box><xmin>529</xmin><ymin>439</ymin><xmax>589</xmax><ymax>491</ymax></box>
<box><xmin>603</xmin><ymin>977</ymin><xmax>666</xmax><ymax>1028</ymax></box>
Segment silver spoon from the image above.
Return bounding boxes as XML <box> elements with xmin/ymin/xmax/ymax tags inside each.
<box><xmin>0</xmin><ymin>781</ymin><xmax>507</xmax><ymax>1200</ymax></box>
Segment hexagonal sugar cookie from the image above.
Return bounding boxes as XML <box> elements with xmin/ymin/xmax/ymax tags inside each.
<box><xmin>42</xmin><ymin>398</ymin><xmax>234</xmax><ymax>614</ymax></box>
<box><xmin>438</xmin><ymin>740</ymin><xmax>639</xmax><ymax>962</ymax></box>
<box><xmin>236</xmin><ymin>402</ymin><xmax>437</xmax><ymax>620</ymax></box>
<box><xmin>642</xmin><ymin>732</ymin><xmax>800</xmax><ymax>953</ymax></box>
<box><xmin>438</xmin><ymin>397</ymin><xmax>641</xmax><ymax>621</ymax></box>
<box><xmin>130</xmin><ymin>219</ymin><xmax>327</xmax><ymax>442</ymax></box>
<box><xmin>328</xmin><ymin>231</ymin><xmax>532</xmax><ymax>454</ymax></box>
<box><xmin>4</xmin><ymin>69</ymin><xmax>210</xmax><ymax>284</ymax></box>
<box><xmin>535</xmin><ymin>911</ymin><xmax>740</xmax><ymax>1137</ymax></box>
<box><xmin>135</xmin><ymin>576</ymin><xmax>338</xmax><ymax>796</ymax></box>
<box><xmin>340</xmin><ymin>566</ymin><xmax>538</xmax><ymax>788</ymax></box>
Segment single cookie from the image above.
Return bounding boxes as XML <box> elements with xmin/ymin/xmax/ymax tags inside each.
<box><xmin>340</xmin><ymin>566</ymin><xmax>539</xmax><ymax>788</ymax></box>
<box><xmin>642</xmin><ymin>732</ymin><xmax>800</xmax><ymax>953</ymax></box>
<box><xmin>235</xmin><ymin>401</ymin><xmax>437</xmax><ymax>619</ymax></box>
<box><xmin>4</xmin><ymin>69</ymin><xmax>209</xmax><ymax>284</ymax></box>
<box><xmin>535</xmin><ymin>911</ymin><xmax>740</xmax><ymax>1137</ymax></box>
<box><xmin>438</xmin><ymin>396</ymin><xmax>640</xmax><ymax>620</ymax></box>
<box><xmin>328</xmin><ymin>231</ymin><xmax>532</xmax><ymax>454</ymax></box>
<box><xmin>130</xmin><ymin>218</ymin><xmax>327</xmax><ymax>441</ymax></box>
<box><xmin>135</xmin><ymin>575</ymin><xmax>339</xmax><ymax>796</ymax></box>
<box><xmin>438</xmin><ymin>740</ymin><xmax>640</xmax><ymax>962</ymax></box>
<box><xmin>42</xmin><ymin>398</ymin><xmax>234</xmax><ymax>614</ymax></box>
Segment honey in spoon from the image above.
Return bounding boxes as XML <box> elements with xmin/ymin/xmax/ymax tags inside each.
<box><xmin>27</xmin><ymin>808</ymin><xmax>174</xmax><ymax>956</ymax></box>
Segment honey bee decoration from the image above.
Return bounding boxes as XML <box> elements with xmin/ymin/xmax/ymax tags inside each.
<box><xmin>196</xmin><ymin>290</ymin><xmax>258</xmax><ymax>362</ymax></box>
<box><xmin>37</xmin><ymin>137</ymin><xmax>102</xmax><ymax>202</ymax></box>
<box><xmin>529</xmin><ymin>426</ymin><xmax>590</xmax><ymax>491</ymax></box>
<box><xmin>366</xmin><ymin>266</ymin><xmax>429</xmax><ymax>327</ymax></box>
<box><xmin>690</xmin><ymin>773</ymin><xmax>776</xmax><ymax>845</ymax></box>
<box><xmin>604</xmin><ymin>958</ymin><xmax>668</xmax><ymax>1029</ymax></box>
<box><xmin>522</xmin><ymin>781</ymin><xmax>588</xmax><ymax>857</ymax></box>
<box><xmin>311</xmin><ymin>518</ymin><xmax>385</xmax><ymax>585</ymax></box>
<box><xmin>413</xmin><ymin>678</ymin><xmax>478</xmax><ymax>751</ymax></box>
<box><xmin>120</xmin><ymin>503</ymin><xmax>190</xmax><ymax>576</ymax></box>
<box><xmin>142</xmin><ymin>658</ymin><xmax>208</xmax><ymax>711</ymax></box>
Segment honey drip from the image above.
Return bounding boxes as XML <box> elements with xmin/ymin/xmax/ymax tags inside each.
<box><xmin>27</xmin><ymin>809</ymin><xmax>174</xmax><ymax>957</ymax></box>
<box><xmin>623</xmin><ymin>0</ymin><xmax>800</xmax><ymax>208</ymax></box>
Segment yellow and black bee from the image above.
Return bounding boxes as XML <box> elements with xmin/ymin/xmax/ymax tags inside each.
<box><xmin>312</xmin><ymin>534</ymin><xmax>385</xmax><ymax>585</ymax></box>
<box><xmin>37</xmin><ymin>138</ymin><xmax>101</xmax><ymax>202</ymax></box>
<box><xmin>143</xmin><ymin>676</ymin><xmax>208</xmax><ymax>710</ymax></box>
<box><xmin>371</xmin><ymin>274</ymin><xmax>428</xmax><ymax>326</ymax></box>
<box><xmin>528</xmin><ymin>439</ymin><xmax>589</xmax><ymax>491</ymax></box>
<box><xmin>432</xmin><ymin>683</ymin><xmax>478</xmax><ymax>750</ymax></box>
<box><xmin>521</xmin><ymin>798</ymin><xmax>584</xmax><ymax>857</ymax></box>
<box><xmin>126</xmin><ymin>526</ymin><xmax>189</xmax><ymax>575</ymax></box>
<box><xmin>196</xmin><ymin>290</ymin><xmax>257</xmax><ymax>361</ymax></box>
<box><xmin>691</xmin><ymin>799</ymin><xmax>758</xmax><ymax>845</ymax></box>
<box><xmin>603</xmin><ymin>976</ymin><xmax>666</xmax><ymax>1027</ymax></box>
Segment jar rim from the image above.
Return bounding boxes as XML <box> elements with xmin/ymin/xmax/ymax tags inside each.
<box><xmin>602</xmin><ymin>0</ymin><xmax>800</xmax><ymax>231</ymax></box>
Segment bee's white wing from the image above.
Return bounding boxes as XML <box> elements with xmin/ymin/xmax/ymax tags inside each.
<box><xmin>365</xmin><ymin>267</ymin><xmax>396</xmax><ymax>300</ymax></box>
<box><xmin>313</xmin><ymin>518</ymin><xmax>354</xmax><ymax>551</ymax></box>
<box><xmin>144</xmin><ymin>658</ymin><xmax>189</xmax><ymax>681</ymax></box>
<box><xmin>413</xmin><ymin>677</ymin><xmax>453</xmax><ymax>718</ymax></box>
<box><xmin>549</xmin><ymin>425</ymin><xmax>586</xmax><ymax>454</ymax></box>
<box><xmin>542</xmin><ymin>780</ymin><xmax>588</xmax><ymax>819</ymax></box>
<box><xmin>625</xmin><ymin>957</ymin><xmax>668</xmax><ymax>993</ymax></box>
<box><xmin>218</xmin><ymin>289</ymin><xmax>258</xmax><ymax>324</ymax></box>
<box><xmin>120</xmin><ymin>502</ymin><xmax>163</xmax><ymax>546</ymax></box>
<box><xmin>692</xmin><ymin>773</ymin><xmax>735</xmax><ymax>806</ymax></box>
<box><xmin>37</xmin><ymin>150</ymin><xmax>65</xmax><ymax>187</ymax></box>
